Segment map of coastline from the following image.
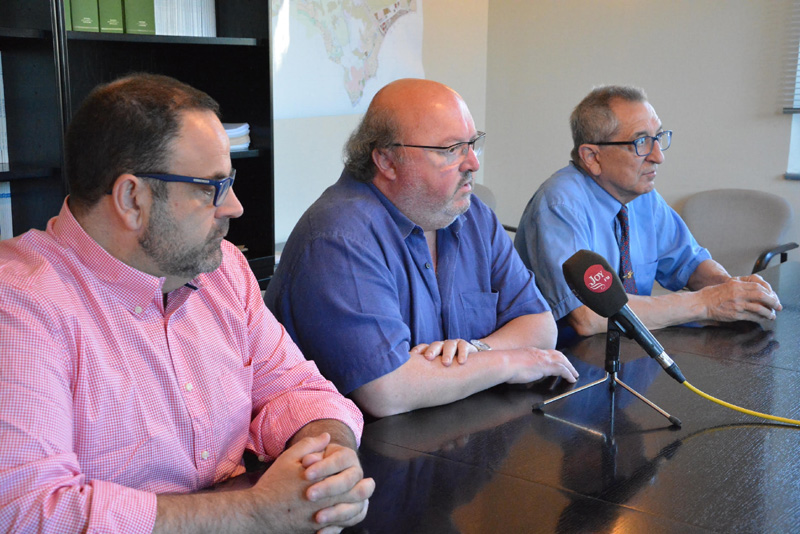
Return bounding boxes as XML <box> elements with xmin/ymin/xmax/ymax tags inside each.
<box><xmin>272</xmin><ymin>0</ymin><xmax>424</xmax><ymax>118</ymax></box>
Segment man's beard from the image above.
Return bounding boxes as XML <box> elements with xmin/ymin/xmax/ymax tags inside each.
<box><xmin>139</xmin><ymin>198</ymin><xmax>228</xmax><ymax>280</ymax></box>
<box><xmin>448</xmin><ymin>171</ymin><xmax>473</xmax><ymax>218</ymax></box>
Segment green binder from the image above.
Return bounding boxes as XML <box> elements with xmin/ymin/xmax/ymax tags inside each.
<box><xmin>71</xmin><ymin>0</ymin><xmax>99</xmax><ymax>32</ymax></box>
<box><xmin>64</xmin><ymin>0</ymin><xmax>73</xmax><ymax>31</ymax></box>
<box><xmin>99</xmin><ymin>0</ymin><xmax>124</xmax><ymax>33</ymax></box>
<box><xmin>124</xmin><ymin>0</ymin><xmax>155</xmax><ymax>35</ymax></box>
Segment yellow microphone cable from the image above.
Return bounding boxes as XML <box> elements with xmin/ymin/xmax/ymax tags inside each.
<box><xmin>646</xmin><ymin>350</ymin><xmax>800</xmax><ymax>427</ymax></box>
<box><xmin>682</xmin><ymin>380</ymin><xmax>800</xmax><ymax>427</ymax></box>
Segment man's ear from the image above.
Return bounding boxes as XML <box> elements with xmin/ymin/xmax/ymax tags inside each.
<box><xmin>109</xmin><ymin>174</ymin><xmax>150</xmax><ymax>231</ymax></box>
<box><xmin>372</xmin><ymin>147</ymin><xmax>398</xmax><ymax>181</ymax></box>
<box><xmin>578</xmin><ymin>144</ymin><xmax>602</xmax><ymax>177</ymax></box>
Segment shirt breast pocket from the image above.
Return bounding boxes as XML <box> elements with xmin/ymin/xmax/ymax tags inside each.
<box><xmin>459</xmin><ymin>291</ymin><xmax>499</xmax><ymax>338</ymax></box>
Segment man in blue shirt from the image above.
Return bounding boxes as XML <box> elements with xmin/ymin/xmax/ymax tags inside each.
<box><xmin>265</xmin><ymin>79</ymin><xmax>579</xmax><ymax>418</ymax></box>
<box><xmin>515</xmin><ymin>85</ymin><xmax>781</xmax><ymax>338</ymax></box>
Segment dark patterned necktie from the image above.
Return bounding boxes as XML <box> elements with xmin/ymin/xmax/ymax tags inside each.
<box><xmin>617</xmin><ymin>205</ymin><xmax>638</xmax><ymax>294</ymax></box>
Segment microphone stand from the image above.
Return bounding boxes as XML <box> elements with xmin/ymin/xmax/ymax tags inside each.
<box><xmin>533</xmin><ymin>320</ymin><xmax>681</xmax><ymax>427</ymax></box>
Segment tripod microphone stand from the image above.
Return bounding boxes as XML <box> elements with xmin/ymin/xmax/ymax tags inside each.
<box><xmin>533</xmin><ymin>319</ymin><xmax>682</xmax><ymax>427</ymax></box>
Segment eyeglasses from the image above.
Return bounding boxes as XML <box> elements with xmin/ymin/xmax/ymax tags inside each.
<box><xmin>392</xmin><ymin>131</ymin><xmax>486</xmax><ymax>166</ymax></box>
<box><xmin>594</xmin><ymin>130</ymin><xmax>672</xmax><ymax>157</ymax></box>
<box><xmin>135</xmin><ymin>169</ymin><xmax>236</xmax><ymax>207</ymax></box>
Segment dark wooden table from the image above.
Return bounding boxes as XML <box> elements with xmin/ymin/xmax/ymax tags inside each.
<box><xmin>346</xmin><ymin>262</ymin><xmax>800</xmax><ymax>534</ymax></box>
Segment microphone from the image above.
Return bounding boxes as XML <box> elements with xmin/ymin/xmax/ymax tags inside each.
<box><xmin>562</xmin><ymin>250</ymin><xmax>685</xmax><ymax>384</ymax></box>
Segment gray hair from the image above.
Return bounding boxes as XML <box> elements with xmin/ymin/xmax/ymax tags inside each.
<box><xmin>570</xmin><ymin>85</ymin><xmax>648</xmax><ymax>164</ymax></box>
<box><xmin>343</xmin><ymin>107</ymin><xmax>402</xmax><ymax>183</ymax></box>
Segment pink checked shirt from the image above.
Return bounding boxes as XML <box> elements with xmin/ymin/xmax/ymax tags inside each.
<box><xmin>0</xmin><ymin>201</ymin><xmax>363</xmax><ymax>533</ymax></box>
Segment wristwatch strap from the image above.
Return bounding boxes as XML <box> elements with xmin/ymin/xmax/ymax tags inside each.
<box><xmin>470</xmin><ymin>339</ymin><xmax>492</xmax><ymax>351</ymax></box>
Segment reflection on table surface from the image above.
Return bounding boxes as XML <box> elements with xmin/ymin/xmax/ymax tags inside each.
<box><xmin>345</xmin><ymin>262</ymin><xmax>800</xmax><ymax>534</ymax></box>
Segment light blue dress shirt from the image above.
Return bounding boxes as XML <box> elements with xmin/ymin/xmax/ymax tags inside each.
<box><xmin>515</xmin><ymin>163</ymin><xmax>710</xmax><ymax>322</ymax></box>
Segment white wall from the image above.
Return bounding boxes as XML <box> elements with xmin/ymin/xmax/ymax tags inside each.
<box><xmin>790</xmin><ymin>116</ymin><xmax>800</xmax><ymax>174</ymax></box>
<box><xmin>273</xmin><ymin>0</ymin><xmax>489</xmax><ymax>244</ymax></box>
<box><xmin>485</xmin><ymin>0</ymin><xmax>798</xmax><ymax>241</ymax></box>
<box><xmin>275</xmin><ymin>1</ymin><xmax>798</xmax><ymax>247</ymax></box>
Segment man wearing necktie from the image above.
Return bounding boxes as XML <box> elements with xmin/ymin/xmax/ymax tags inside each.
<box><xmin>515</xmin><ymin>85</ymin><xmax>781</xmax><ymax>340</ymax></box>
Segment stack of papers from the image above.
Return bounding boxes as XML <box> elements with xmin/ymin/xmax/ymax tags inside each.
<box><xmin>224</xmin><ymin>123</ymin><xmax>251</xmax><ymax>152</ymax></box>
<box><xmin>0</xmin><ymin>53</ymin><xmax>13</xmax><ymax>241</ymax></box>
<box><xmin>155</xmin><ymin>0</ymin><xmax>216</xmax><ymax>37</ymax></box>
<box><xmin>0</xmin><ymin>182</ymin><xmax>11</xmax><ymax>241</ymax></box>
<box><xmin>0</xmin><ymin>52</ymin><xmax>7</xmax><ymax>167</ymax></box>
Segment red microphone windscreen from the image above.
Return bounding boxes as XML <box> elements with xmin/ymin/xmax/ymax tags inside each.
<box><xmin>562</xmin><ymin>250</ymin><xmax>629</xmax><ymax>318</ymax></box>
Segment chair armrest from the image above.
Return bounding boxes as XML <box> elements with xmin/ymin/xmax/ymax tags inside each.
<box><xmin>752</xmin><ymin>242</ymin><xmax>799</xmax><ymax>273</ymax></box>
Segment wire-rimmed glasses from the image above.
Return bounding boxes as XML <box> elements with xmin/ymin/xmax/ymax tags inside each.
<box><xmin>392</xmin><ymin>131</ymin><xmax>486</xmax><ymax>166</ymax></box>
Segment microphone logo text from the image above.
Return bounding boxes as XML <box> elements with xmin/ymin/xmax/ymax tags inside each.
<box><xmin>584</xmin><ymin>264</ymin><xmax>612</xmax><ymax>293</ymax></box>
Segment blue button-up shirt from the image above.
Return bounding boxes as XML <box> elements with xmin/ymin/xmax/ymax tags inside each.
<box><xmin>265</xmin><ymin>171</ymin><xmax>549</xmax><ymax>395</ymax></box>
<box><xmin>515</xmin><ymin>162</ymin><xmax>710</xmax><ymax>322</ymax></box>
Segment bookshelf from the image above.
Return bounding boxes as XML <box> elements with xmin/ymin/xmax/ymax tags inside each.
<box><xmin>0</xmin><ymin>0</ymin><xmax>275</xmax><ymax>286</ymax></box>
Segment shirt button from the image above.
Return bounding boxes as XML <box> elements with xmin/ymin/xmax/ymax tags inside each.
<box><xmin>425</xmin><ymin>262</ymin><xmax>432</xmax><ymax>269</ymax></box>
<box><xmin>134</xmin><ymin>306</ymin><xmax>143</xmax><ymax>314</ymax></box>
<box><xmin>185</xmin><ymin>383</ymin><xmax>194</xmax><ymax>392</ymax></box>
<box><xmin>201</xmin><ymin>450</ymin><xmax>209</xmax><ymax>460</ymax></box>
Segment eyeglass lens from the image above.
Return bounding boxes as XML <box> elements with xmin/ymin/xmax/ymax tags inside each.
<box><xmin>214</xmin><ymin>174</ymin><xmax>235</xmax><ymax>207</ymax></box>
<box><xmin>635</xmin><ymin>131</ymin><xmax>671</xmax><ymax>156</ymax></box>
<box><xmin>446</xmin><ymin>134</ymin><xmax>485</xmax><ymax>164</ymax></box>
<box><xmin>471</xmin><ymin>134</ymin><xmax>485</xmax><ymax>157</ymax></box>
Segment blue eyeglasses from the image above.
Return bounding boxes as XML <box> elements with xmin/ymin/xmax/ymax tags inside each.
<box><xmin>135</xmin><ymin>169</ymin><xmax>236</xmax><ymax>207</ymax></box>
<box><xmin>593</xmin><ymin>130</ymin><xmax>672</xmax><ymax>157</ymax></box>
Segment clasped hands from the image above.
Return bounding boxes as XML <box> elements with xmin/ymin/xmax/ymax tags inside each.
<box><xmin>252</xmin><ymin>432</ymin><xmax>375</xmax><ymax>534</ymax></box>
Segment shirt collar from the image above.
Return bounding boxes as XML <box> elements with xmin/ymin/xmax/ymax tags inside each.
<box><xmin>571</xmin><ymin>162</ymin><xmax>625</xmax><ymax>224</ymax></box>
<box><xmin>351</xmin><ymin>176</ymin><xmax>465</xmax><ymax>238</ymax></box>
<box><xmin>50</xmin><ymin>199</ymin><xmax>175</xmax><ymax>310</ymax></box>
<box><xmin>366</xmin><ymin>181</ymin><xmax>418</xmax><ymax>238</ymax></box>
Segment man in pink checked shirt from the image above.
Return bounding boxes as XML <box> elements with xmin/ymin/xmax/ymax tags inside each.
<box><xmin>0</xmin><ymin>73</ymin><xmax>374</xmax><ymax>533</ymax></box>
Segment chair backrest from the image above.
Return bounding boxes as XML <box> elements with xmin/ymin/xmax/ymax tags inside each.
<box><xmin>471</xmin><ymin>183</ymin><xmax>518</xmax><ymax>233</ymax></box>
<box><xmin>472</xmin><ymin>182</ymin><xmax>497</xmax><ymax>211</ymax></box>
<box><xmin>680</xmin><ymin>188</ymin><xmax>794</xmax><ymax>276</ymax></box>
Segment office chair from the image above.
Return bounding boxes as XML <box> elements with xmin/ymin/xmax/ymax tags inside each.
<box><xmin>680</xmin><ymin>188</ymin><xmax>798</xmax><ymax>276</ymax></box>
<box><xmin>472</xmin><ymin>183</ymin><xmax>518</xmax><ymax>233</ymax></box>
